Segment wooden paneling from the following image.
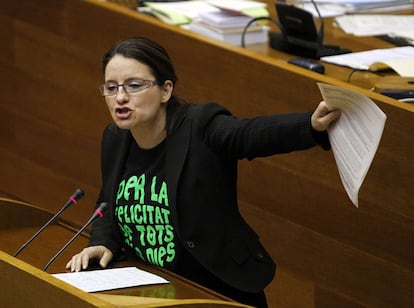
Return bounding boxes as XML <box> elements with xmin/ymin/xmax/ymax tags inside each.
<box><xmin>0</xmin><ymin>1</ymin><xmax>413</xmax><ymax>307</ymax></box>
<box><xmin>240</xmin><ymin>200</ymin><xmax>414</xmax><ymax>307</ymax></box>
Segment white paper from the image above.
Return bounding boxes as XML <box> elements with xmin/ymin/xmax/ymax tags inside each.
<box><xmin>320</xmin><ymin>46</ymin><xmax>414</xmax><ymax>75</ymax></box>
<box><xmin>334</xmin><ymin>15</ymin><xmax>414</xmax><ymax>36</ymax></box>
<box><xmin>298</xmin><ymin>1</ymin><xmax>413</xmax><ymax>16</ymax></box>
<box><xmin>52</xmin><ymin>267</ymin><xmax>169</xmax><ymax>293</ymax></box>
<box><xmin>207</xmin><ymin>0</ymin><xmax>266</xmax><ymax>11</ymax></box>
<box><xmin>379</xmin><ymin>58</ymin><xmax>414</xmax><ymax>77</ymax></box>
<box><xmin>143</xmin><ymin>1</ymin><xmax>218</xmax><ymax>20</ymax></box>
<box><xmin>310</xmin><ymin>0</ymin><xmax>409</xmax><ymax>4</ymax></box>
<box><xmin>317</xmin><ymin>83</ymin><xmax>387</xmax><ymax>207</ymax></box>
<box><xmin>301</xmin><ymin>3</ymin><xmax>348</xmax><ymax>17</ymax></box>
<box><xmin>391</xmin><ymin>31</ymin><xmax>414</xmax><ymax>43</ymax></box>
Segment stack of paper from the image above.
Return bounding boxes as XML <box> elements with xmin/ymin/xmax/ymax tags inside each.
<box><xmin>140</xmin><ymin>1</ymin><xmax>214</xmax><ymax>25</ymax></box>
<box><xmin>320</xmin><ymin>46</ymin><xmax>414</xmax><ymax>77</ymax></box>
<box><xmin>139</xmin><ymin>0</ymin><xmax>268</xmax><ymax>25</ymax></box>
<box><xmin>207</xmin><ymin>0</ymin><xmax>269</xmax><ymax>17</ymax></box>
<box><xmin>188</xmin><ymin>10</ymin><xmax>268</xmax><ymax>46</ymax></box>
<box><xmin>337</xmin><ymin>0</ymin><xmax>414</xmax><ymax>13</ymax></box>
<box><xmin>335</xmin><ymin>14</ymin><xmax>414</xmax><ymax>37</ymax></box>
<box><xmin>197</xmin><ymin>10</ymin><xmax>259</xmax><ymax>29</ymax></box>
<box><xmin>298</xmin><ymin>0</ymin><xmax>414</xmax><ymax>17</ymax></box>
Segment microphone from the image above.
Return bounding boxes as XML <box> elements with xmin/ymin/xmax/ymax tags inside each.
<box><xmin>43</xmin><ymin>202</ymin><xmax>109</xmax><ymax>272</ymax></box>
<box><xmin>13</xmin><ymin>189</ymin><xmax>85</xmax><ymax>257</ymax></box>
<box><xmin>309</xmin><ymin>0</ymin><xmax>324</xmax><ymax>45</ymax></box>
<box><xmin>306</xmin><ymin>0</ymin><xmax>351</xmax><ymax>56</ymax></box>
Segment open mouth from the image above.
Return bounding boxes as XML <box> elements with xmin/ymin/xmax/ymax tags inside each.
<box><xmin>115</xmin><ymin>107</ymin><xmax>132</xmax><ymax>118</ymax></box>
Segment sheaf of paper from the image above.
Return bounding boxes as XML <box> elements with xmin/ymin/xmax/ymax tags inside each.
<box><xmin>144</xmin><ymin>1</ymin><xmax>218</xmax><ymax>20</ymax></box>
<box><xmin>380</xmin><ymin>58</ymin><xmax>414</xmax><ymax>77</ymax></box>
<box><xmin>301</xmin><ymin>3</ymin><xmax>348</xmax><ymax>17</ymax></box>
<box><xmin>317</xmin><ymin>83</ymin><xmax>386</xmax><ymax>207</ymax></box>
<box><xmin>320</xmin><ymin>46</ymin><xmax>414</xmax><ymax>75</ymax></box>
<box><xmin>53</xmin><ymin>267</ymin><xmax>169</xmax><ymax>293</ymax></box>
<box><xmin>335</xmin><ymin>15</ymin><xmax>414</xmax><ymax>36</ymax></box>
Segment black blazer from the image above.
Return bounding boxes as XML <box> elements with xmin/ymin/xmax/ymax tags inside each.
<box><xmin>89</xmin><ymin>103</ymin><xmax>329</xmax><ymax>293</ymax></box>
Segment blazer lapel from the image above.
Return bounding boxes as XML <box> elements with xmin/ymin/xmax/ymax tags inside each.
<box><xmin>106</xmin><ymin>129</ymin><xmax>132</xmax><ymax>206</ymax></box>
<box><xmin>165</xmin><ymin>118</ymin><xmax>191</xmax><ymax>232</ymax></box>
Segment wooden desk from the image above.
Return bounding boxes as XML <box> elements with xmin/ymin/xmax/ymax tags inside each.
<box><xmin>0</xmin><ymin>1</ymin><xmax>413</xmax><ymax>307</ymax></box>
<box><xmin>255</xmin><ymin>2</ymin><xmax>414</xmax><ymax>89</ymax></box>
<box><xmin>132</xmin><ymin>0</ymin><xmax>412</xmax><ymax>89</ymax></box>
<box><xmin>0</xmin><ymin>198</ymin><xmax>246</xmax><ymax>306</ymax></box>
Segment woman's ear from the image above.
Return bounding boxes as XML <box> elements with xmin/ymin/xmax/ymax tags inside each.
<box><xmin>161</xmin><ymin>80</ymin><xmax>173</xmax><ymax>103</ymax></box>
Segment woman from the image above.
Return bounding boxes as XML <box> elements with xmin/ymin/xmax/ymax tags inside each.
<box><xmin>67</xmin><ymin>37</ymin><xmax>340</xmax><ymax>307</ymax></box>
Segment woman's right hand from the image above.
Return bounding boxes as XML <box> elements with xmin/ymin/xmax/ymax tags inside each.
<box><xmin>66</xmin><ymin>245</ymin><xmax>113</xmax><ymax>272</ymax></box>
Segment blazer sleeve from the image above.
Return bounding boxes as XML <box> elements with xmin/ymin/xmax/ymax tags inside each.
<box><xmin>192</xmin><ymin>103</ymin><xmax>330</xmax><ymax>160</ymax></box>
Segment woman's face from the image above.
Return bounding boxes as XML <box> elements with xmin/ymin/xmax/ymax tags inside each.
<box><xmin>103</xmin><ymin>54</ymin><xmax>172</xmax><ymax>133</ymax></box>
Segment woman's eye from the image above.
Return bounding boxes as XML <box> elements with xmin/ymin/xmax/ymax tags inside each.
<box><xmin>106</xmin><ymin>85</ymin><xmax>118</xmax><ymax>91</ymax></box>
<box><xmin>127</xmin><ymin>82</ymin><xmax>144</xmax><ymax>89</ymax></box>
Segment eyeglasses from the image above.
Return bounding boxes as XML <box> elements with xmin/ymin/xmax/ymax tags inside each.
<box><xmin>99</xmin><ymin>79</ymin><xmax>158</xmax><ymax>96</ymax></box>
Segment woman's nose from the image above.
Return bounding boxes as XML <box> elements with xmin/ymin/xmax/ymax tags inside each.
<box><xmin>115</xmin><ymin>85</ymin><xmax>129</xmax><ymax>103</ymax></box>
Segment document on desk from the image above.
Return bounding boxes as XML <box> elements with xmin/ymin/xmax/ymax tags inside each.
<box><xmin>320</xmin><ymin>46</ymin><xmax>414</xmax><ymax>77</ymax></box>
<box><xmin>317</xmin><ymin>83</ymin><xmax>386</xmax><ymax>207</ymax></box>
<box><xmin>52</xmin><ymin>267</ymin><xmax>169</xmax><ymax>293</ymax></box>
<box><xmin>335</xmin><ymin>14</ymin><xmax>414</xmax><ymax>36</ymax></box>
<box><xmin>140</xmin><ymin>0</ymin><xmax>268</xmax><ymax>25</ymax></box>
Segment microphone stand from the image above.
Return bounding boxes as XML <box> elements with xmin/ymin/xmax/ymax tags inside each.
<box><xmin>13</xmin><ymin>189</ymin><xmax>84</xmax><ymax>257</ymax></box>
<box><xmin>43</xmin><ymin>202</ymin><xmax>108</xmax><ymax>272</ymax></box>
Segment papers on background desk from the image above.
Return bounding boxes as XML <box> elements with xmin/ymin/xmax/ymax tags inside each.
<box><xmin>318</xmin><ymin>83</ymin><xmax>386</xmax><ymax>207</ymax></box>
<box><xmin>187</xmin><ymin>10</ymin><xmax>269</xmax><ymax>46</ymax></box>
<box><xmin>320</xmin><ymin>46</ymin><xmax>414</xmax><ymax>77</ymax></box>
<box><xmin>52</xmin><ymin>267</ymin><xmax>169</xmax><ymax>293</ymax></box>
<box><xmin>301</xmin><ymin>3</ymin><xmax>347</xmax><ymax>17</ymax></box>
<box><xmin>335</xmin><ymin>14</ymin><xmax>414</xmax><ymax>37</ymax></box>
<box><xmin>299</xmin><ymin>0</ymin><xmax>414</xmax><ymax>17</ymax></box>
<box><xmin>139</xmin><ymin>0</ymin><xmax>268</xmax><ymax>25</ymax></box>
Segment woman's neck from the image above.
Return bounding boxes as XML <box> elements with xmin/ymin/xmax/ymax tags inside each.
<box><xmin>130</xmin><ymin>123</ymin><xmax>167</xmax><ymax>150</ymax></box>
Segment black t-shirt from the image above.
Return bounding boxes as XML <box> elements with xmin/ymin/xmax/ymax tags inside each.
<box><xmin>114</xmin><ymin>139</ymin><xmax>183</xmax><ymax>270</ymax></box>
<box><xmin>114</xmin><ymin>139</ymin><xmax>249</xmax><ymax>300</ymax></box>
<box><xmin>113</xmin><ymin>137</ymin><xmax>268</xmax><ymax>307</ymax></box>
